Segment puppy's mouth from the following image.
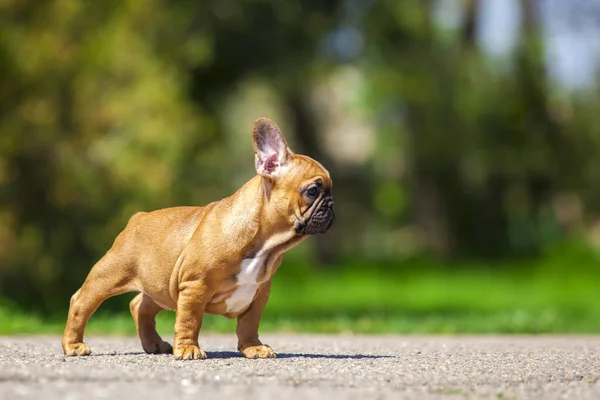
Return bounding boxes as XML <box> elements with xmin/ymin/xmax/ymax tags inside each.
<box><xmin>295</xmin><ymin>196</ymin><xmax>335</xmax><ymax>235</ymax></box>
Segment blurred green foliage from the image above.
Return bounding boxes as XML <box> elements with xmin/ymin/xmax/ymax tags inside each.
<box><xmin>3</xmin><ymin>243</ymin><xmax>600</xmax><ymax>334</ymax></box>
<box><xmin>1</xmin><ymin>0</ymin><xmax>600</xmax><ymax>330</ymax></box>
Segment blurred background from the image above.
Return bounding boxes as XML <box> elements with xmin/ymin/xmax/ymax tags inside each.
<box><xmin>1</xmin><ymin>0</ymin><xmax>600</xmax><ymax>334</ymax></box>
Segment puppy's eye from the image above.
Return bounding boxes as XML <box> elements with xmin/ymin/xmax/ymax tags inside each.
<box><xmin>306</xmin><ymin>186</ymin><xmax>319</xmax><ymax>197</ymax></box>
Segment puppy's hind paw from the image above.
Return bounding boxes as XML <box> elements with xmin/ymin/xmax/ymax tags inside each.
<box><xmin>143</xmin><ymin>340</ymin><xmax>173</xmax><ymax>355</ymax></box>
<box><xmin>63</xmin><ymin>342</ymin><xmax>92</xmax><ymax>357</ymax></box>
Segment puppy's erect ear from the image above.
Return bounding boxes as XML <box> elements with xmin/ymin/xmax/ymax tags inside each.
<box><xmin>252</xmin><ymin>117</ymin><xmax>293</xmax><ymax>178</ymax></box>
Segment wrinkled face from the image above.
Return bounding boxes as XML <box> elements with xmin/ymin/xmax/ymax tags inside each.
<box><xmin>283</xmin><ymin>155</ymin><xmax>335</xmax><ymax>235</ymax></box>
<box><xmin>296</xmin><ymin>176</ymin><xmax>335</xmax><ymax>235</ymax></box>
<box><xmin>251</xmin><ymin>117</ymin><xmax>334</xmax><ymax>235</ymax></box>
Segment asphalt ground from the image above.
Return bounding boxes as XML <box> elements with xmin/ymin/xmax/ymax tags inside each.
<box><xmin>1</xmin><ymin>334</ymin><xmax>599</xmax><ymax>399</ymax></box>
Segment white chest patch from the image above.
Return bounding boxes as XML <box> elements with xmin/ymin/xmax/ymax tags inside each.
<box><xmin>225</xmin><ymin>256</ymin><xmax>265</xmax><ymax>313</ymax></box>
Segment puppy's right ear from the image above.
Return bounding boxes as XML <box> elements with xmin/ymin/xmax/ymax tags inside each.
<box><xmin>252</xmin><ymin>118</ymin><xmax>292</xmax><ymax>179</ymax></box>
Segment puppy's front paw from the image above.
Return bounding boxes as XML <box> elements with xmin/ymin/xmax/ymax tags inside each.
<box><xmin>63</xmin><ymin>342</ymin><xmax>92</xmax><ymax>357</ymax></box>
<box><xmin>174</xmin><ymin>344</ymin><xmax>207</xmax><ymax>360</ymax></box>
<box><xmin>239</xmin><ymin>344</ymin><xmax>276</xmax><ymax>359</ymax></box>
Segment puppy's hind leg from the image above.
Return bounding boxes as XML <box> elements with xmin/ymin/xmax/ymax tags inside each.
<box><xmin>130</xmin><ymin>293</ymin><xmax>172</xmax><ymax>354</ymax></box>
<box><xmin>62</xmin><ymin>254</ymin><xmax>135</xmax><ymax>356</ymax></box>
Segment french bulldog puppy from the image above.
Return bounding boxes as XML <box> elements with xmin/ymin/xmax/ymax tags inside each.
<box><xmin>62</xmin><ymin>118</ymin><xmax>334</xmax><ymax>360</ymax></box>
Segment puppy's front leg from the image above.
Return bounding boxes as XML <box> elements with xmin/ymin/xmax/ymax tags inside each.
<box><xmin>174</xmin><ymin>281</ymin><xmax>209</xmax><ymax>360</ymax></box>
<box><xmin>236</xmin><ymin>281</ymin><xmax>276</xmax><ymax>359</ymax></box>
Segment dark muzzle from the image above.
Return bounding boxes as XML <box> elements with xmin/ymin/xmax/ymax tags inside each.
<box><xmin>300</xmin><ymin>196</ymin><xmax>335</xmax><ymax>235</ymax></box>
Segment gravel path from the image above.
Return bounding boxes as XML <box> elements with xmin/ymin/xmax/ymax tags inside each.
<box><xmin>1</xmin><ymin>335</ymin><xmax>599</xmax><ymax>399</ymax></box>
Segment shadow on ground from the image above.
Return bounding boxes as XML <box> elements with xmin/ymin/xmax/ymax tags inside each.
<box><xmin>206</xmin><ymin>351</ymin><xmax>392</xmax><ymax>359</ymax></box>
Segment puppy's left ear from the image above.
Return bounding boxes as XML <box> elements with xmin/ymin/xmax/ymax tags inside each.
<box><xmin>252</xmin><ymin>117</ymin><xmax>293</xmax><ymax>178</ymax></box>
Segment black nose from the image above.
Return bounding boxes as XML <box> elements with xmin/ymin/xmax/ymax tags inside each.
<box><xmin>326</xmin><ymin>197</ymin><xmax>334</xmax><ymax>210</ymax></box>
<box><xmin>326</xmin><ymin>197</ymin><xmax>335</xmax><ymax>223</ymax></box>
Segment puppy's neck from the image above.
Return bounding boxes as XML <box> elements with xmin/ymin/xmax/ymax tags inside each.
<box><xmin>221</xmin><ymin>175</ymin><xmax>299</xmax><ymax>256</ymax></box>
